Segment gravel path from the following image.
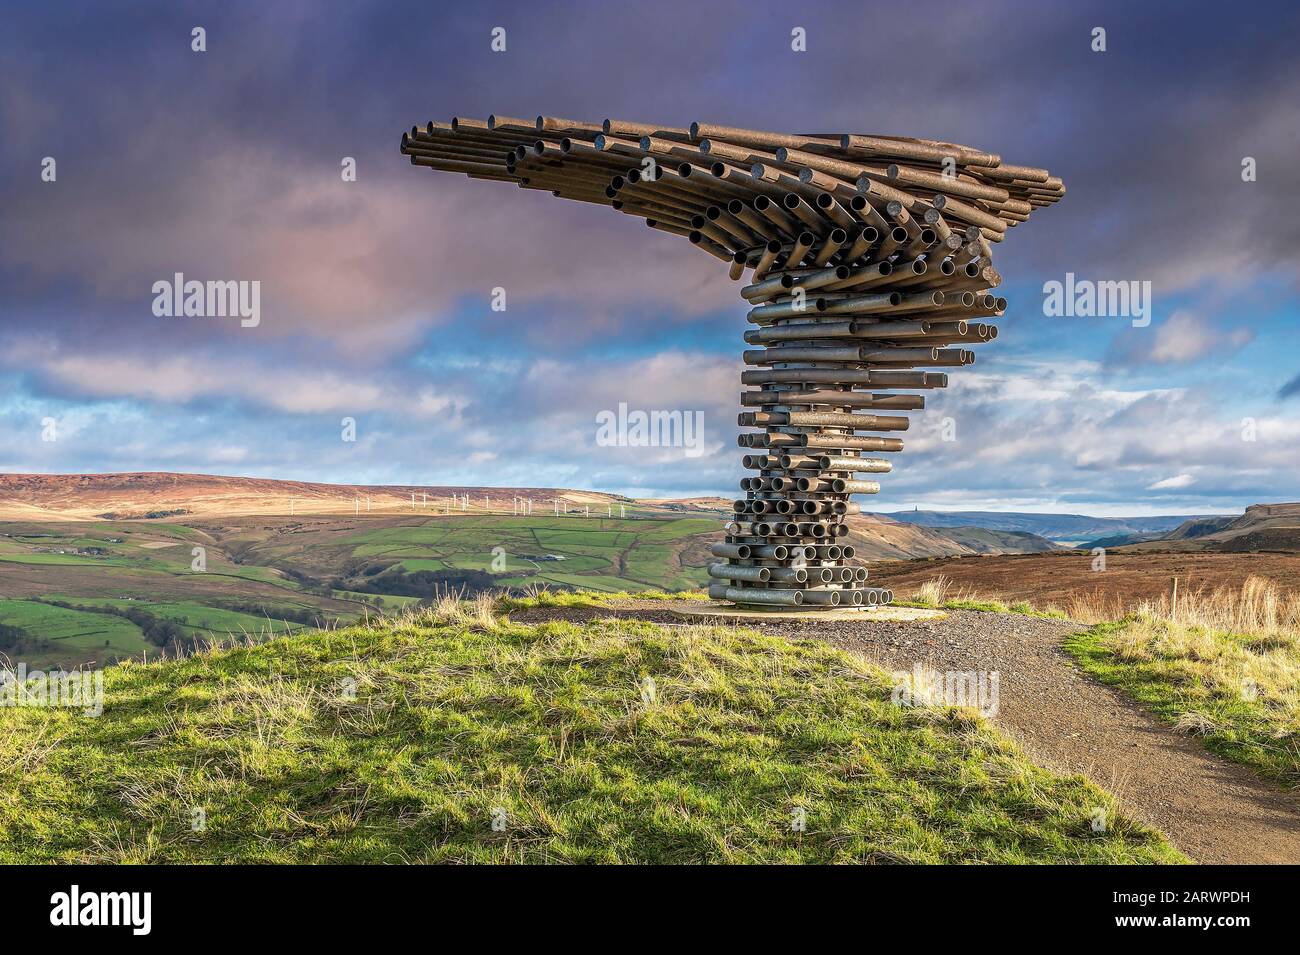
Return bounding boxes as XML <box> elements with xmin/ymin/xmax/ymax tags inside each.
<box><xmin>511</xmin><ymin>601</ymin><xmax>1300</xmax><ymax>864</ymax></box>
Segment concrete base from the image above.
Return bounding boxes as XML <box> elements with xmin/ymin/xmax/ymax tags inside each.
<box><xmin>668</xmin><ymin>603</ymin><xmax>947</xmax><ymax>623</ymax></box>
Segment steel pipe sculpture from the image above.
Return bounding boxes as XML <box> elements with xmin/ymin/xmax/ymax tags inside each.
<box><xmin>402</xmin><ymin>115</ymin><xmax>1063</xmax><ymax>610</ymax></box>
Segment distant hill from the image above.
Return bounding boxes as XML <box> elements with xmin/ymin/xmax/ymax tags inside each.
<box><xmin>844</xmin><ymin>515</ymin><xmax>1059</xmax><ymax>559</ymax></box>
<box><xmin>2</xmin><ymin>473</ymin><xmax>1065</xmax><ymax>562</ymax></box>
<box><xmin>1121</xmin><ymin>503</ymin><xmax>1300</xmax><ymax>554</ymax></box>
<box><xmin>873</xmin><ymin>509</ymin><xmax>1218</xmax><ymax>545</ymax></box>
<box><xmin>0</xmin><ymin>472</ymin><xmax>629</xmax><ymax>522</ymax></box>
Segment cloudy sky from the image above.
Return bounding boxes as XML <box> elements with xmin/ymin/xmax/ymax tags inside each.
<box><xmin>2</xmin><ymin>0</ymin><xmax>1298</xmax><ymax>515</ymax></box>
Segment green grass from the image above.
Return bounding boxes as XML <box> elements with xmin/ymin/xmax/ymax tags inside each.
<box><xmin>534</xmin><ymin>572</ymin><xmax>655</xmax><ymax>592</ymax></box>
<box><xmin>0</xmin><ymin>601</ymin><xmax>1181</xmax><ymax>864</ymax></box>
<box><xmin>0</xmin><ymin>599</ymin><xmax>149</xmax><ymax>655</ymax></box>
<box><xmin>0</xmin><ymin>553</ymin><xmax>133</xmax><ymax>566</ymax></box>
<box><xmin>394</xmin><ymin>558</ymin><xmax>447</xmax><ymax>572</ymax></box>
<box><xmin>501</xmin><ymin>589</ymin><xmax>704</xmax><ymax>610</ymax></box>
<box><xmin>1067</xmin><ymin>622</ymin><xmax>1300</xmax><ymax>787</ymax></box>
<box><xmin>0</xmin><ymin>514</ymin><xmax>720</xmax><ymax>672</ymax></box>
<box><xmin>52</xmin><ymin>599</ymin><xmax>311</xmax><ymax>638</ymax></box>
<box><xmin>335</xmin><ymin>516</ymin><xmax>712</xmax><ymax>591</ymax></box>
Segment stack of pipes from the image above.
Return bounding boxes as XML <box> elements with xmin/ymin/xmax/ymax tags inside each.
<box><xmin>402</xmin><ymin>115</ymin><xmax>1063</xmax><ymax>610</ymax></box>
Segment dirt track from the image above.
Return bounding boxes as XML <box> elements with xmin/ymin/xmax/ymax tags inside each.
<box><xmin>511</xmin><ymin>601</ymin><xmax>1300</xmax><ymax>864</ymax></box>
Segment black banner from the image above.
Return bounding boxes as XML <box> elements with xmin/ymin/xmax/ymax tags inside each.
<box><xmin>0</xmin><ymin>864</ymin><xmax>1276</xmax><ymax>939</ymax></box>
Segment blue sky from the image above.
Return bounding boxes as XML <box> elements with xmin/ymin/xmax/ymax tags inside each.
<box><xmin>2</xmin><ymin>0</ymin><xmax>1298</xmax><ymax>515</ymax></box>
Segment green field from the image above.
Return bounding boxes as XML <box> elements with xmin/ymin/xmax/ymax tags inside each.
<box><xmin>331</xmin><ymin>515</ymin><xmax>714</xmax><ymax>590</ymax></box>
<box><xmin>0</xmin><ymin>512</ymin><xmax>718</xmax><ymax>670</ymax></box>
<box><xmin>0</xmin><ymin>599</ymin><xmax>1182</xmax><ymax>864</ymax></box>
<box><xmin>0</xmin><ymin>598</ymin><xmax>150</xmax><ymax>665</ymax></box>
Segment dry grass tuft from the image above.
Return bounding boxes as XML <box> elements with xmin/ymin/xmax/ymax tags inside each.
<box><xmin>1174</xmin><ymin>712</ymin><xmax>1218</xmax><ymax>736</ymax></box>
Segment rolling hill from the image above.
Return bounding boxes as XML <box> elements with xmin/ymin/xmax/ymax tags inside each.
<box><xmin>0</xmin><ymin>472</ymin><xmax>1062</xmax><ymax>669</ymax></box>
<box><xmin>874</xmin><ymin>509</ymin><xmax>1218</xmax><ymax>545</ymax></box>
<box><xmin>1121</xmin><ymin>503</ymin><xmax>1300</xmax><ymax>553</ymax></box>
<box><xmin>0</xmin><ymin>598</ymin><xmax>1181</xmax><ymax>864</ymax></box>
<box><xmin>846</xmin><ymin>515</ymin><xmax>1058</xmax><ymax>559</ymax></box>
<box><xmin>0</xmin><ymin>471</ymin><xmax>623</xmax><ymax>522</ymax></box>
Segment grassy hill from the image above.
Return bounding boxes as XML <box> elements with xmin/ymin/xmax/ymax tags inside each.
<box><xmin>876</xmin><ymin>509</ymin><xmax>1214</xmax><ymax>545</ymax></box>
<box><xmin>0</xmin><ymin>597</ymin><xmax>1182</xmax><ymax>864</ymax></box>
<box><xmin>0</xmin><ymin>513</ymin><xmax>716</xmax><ymax>670</ymax></box>
<box><xmin>0</xmin><ymin>507</ymin><xmax>1062</xmax><ymax>672</ymax></box>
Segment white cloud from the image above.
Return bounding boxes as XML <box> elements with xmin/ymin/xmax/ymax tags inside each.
<box><xmin>3</xmin><ymin>344</ymin><xmax>462</xmax><ymax>418</ymax></box>
<box><xmin>1147</xmin><ymin>473</ymin><xmax>1196</xmax><ymax>490</ymax></box>
<box><xmin>1143</xmin><ymin>310</ymin><xmax>1253</xmax><ymax>365</ymax></box>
